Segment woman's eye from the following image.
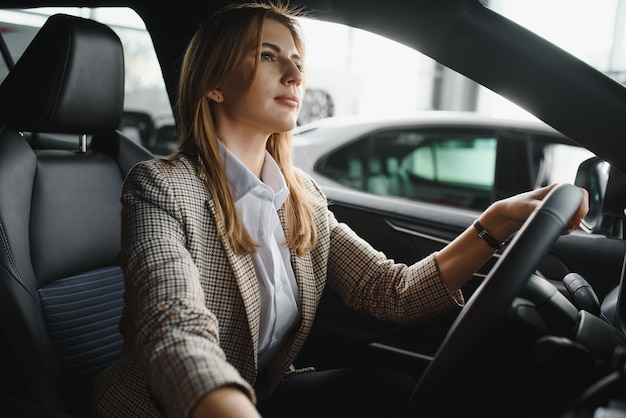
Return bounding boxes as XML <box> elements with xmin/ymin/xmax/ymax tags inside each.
<box><xmin>260</xmin><ymin>51</ymin><xmax>274</xmax><ymax>62</ymax></box>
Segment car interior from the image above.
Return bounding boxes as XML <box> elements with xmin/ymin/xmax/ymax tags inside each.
<box><xmin>0</xmin><ymin>1</ymin><xmax>626</xmax><ymax>417</ymax></box>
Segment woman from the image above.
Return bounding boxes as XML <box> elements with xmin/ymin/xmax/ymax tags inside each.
<box><xmin>92</xmin><ymin>2</ymin><xmax>589</xmax><ymax>417</ymax></box>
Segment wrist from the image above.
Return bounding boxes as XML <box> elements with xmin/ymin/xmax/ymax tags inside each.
<box><xmin>478</xmin><ymin>201</ymin><xmax>517</xmax><ymax>244</ymax></box>
<box><xmin>473</xmin><ymin>219</ymin><xmax>505</xmax><ymax>250</ymax></box>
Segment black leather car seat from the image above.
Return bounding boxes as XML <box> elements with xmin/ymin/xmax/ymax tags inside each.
<box><xmin>0</xmin><ymin>13</ymin><xmax>153</xmax><ymax>417</ymax></box>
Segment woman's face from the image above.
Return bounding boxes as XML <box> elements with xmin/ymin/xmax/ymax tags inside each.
<box><xmin>214</xmin><ymin>18</ymin><xmax>304</xmax><ymax>137</ymax></box>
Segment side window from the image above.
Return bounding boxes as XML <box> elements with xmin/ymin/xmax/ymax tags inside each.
<box><xmin>540</xmin><ymin>142</ymin><xmax>595</xmax><ymax>185</ymax></box>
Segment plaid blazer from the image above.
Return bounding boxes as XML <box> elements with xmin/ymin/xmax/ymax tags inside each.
<box><xmin>92</xmin><ymin>154</ymin><xmax>462</xmax><ymax>418</ymax></box>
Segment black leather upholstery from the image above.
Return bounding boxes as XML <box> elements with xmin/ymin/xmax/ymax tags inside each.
<box><xmin>0</xmin><ymin>14</ymin><xmax>123</xmax><ymax>133</ymax></box>
<box><xmin>0</xmin><ymin>13</ymin><xmax>153</xmax><ymax>417</ymax></box>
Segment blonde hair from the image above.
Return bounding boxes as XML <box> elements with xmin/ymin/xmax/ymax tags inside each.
<box><xmin>174</xmin><ymin>1</ymin><xmax>316</xmax><ymax>256</ymax></box>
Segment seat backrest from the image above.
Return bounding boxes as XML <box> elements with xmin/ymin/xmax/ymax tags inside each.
<box><xmin>0</xmin><ymin>13</ymin><xmax>153</xmax><ymax>416</ymax></box>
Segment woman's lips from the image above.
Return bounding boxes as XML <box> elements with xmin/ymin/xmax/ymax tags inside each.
<box><xmin>275</xmin><ymin>94</ymin><xmax>299</xmax><ymax>107</ymax></box>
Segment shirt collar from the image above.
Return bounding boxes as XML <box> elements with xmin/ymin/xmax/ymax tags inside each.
<box><xmin>218</xmin><ymin>140</ymin><xmax>289</xmax><ymax>209</ymax></box>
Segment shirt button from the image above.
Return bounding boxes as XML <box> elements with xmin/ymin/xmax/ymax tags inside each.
<box><xmin>261</xmin><ymin>191</ymin><xmax>269</xmax><ymax>198</ymax></box>
<box><xmin>259</xmin><ymin>230</ymin><xmax>265</xmax><ymax>236</ymax></box>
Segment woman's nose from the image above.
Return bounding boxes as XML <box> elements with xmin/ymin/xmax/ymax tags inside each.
<box><xmin>282</xmin><ymin>60</ymin><xmax>303</xmax><ymax>85</ymax></box>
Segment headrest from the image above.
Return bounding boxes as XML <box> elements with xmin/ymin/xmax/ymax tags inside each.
<box><xmin>0</xmin><ymin>14</ymin><xmax>124</xmax><ymax>134</ymax></box>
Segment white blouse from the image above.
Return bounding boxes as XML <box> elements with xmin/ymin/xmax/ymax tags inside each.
<box><xmin>219</xmin><ymin>142</ymin><xmax>300</xmax><ymax>370</ymax></box>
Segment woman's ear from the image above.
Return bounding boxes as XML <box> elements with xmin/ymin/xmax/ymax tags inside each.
<box><xmin>206</xmin><ymin>89</ymin><xmax>224</xmax><ymax>103</ymax></box>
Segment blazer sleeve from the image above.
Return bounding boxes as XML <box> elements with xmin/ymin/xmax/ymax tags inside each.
<box><xmin>327</xmin><ymin>223</ymin><xmax>463</xmax><ymax>325</ymax></box>
<box><xmin>119</xmin><ymin>160</ymin><xmax>255</xmax><ymax>418</ymax></box>
<box><xmin>300</xmin><ymin>174</ymin><xmax>463</xmax><ymax>325</ymax></box>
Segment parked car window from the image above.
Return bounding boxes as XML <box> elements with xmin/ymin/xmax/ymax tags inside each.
<box><xmin>308</xmin><ymin>121</ymin><xmax>595</xmax><ymax>210</ymax></box>
<box><xmin>398</xmin><ymin>136</ymin><xmax>496</xmax><ymax>188</ymax></box>
<box><xmin>316</xmin><ymin>129</ymin><xmax>499</xmax><ymax>209</ymax></box>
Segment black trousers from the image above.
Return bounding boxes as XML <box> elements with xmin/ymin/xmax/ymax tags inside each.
<box><xmin>256</xmin><ymin>367</ymin><xmax>415</xmax><ymax>418</ymax></box>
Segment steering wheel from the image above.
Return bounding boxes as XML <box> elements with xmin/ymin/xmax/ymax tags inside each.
<box><xmin>406</xmin><ymin>183</ymin><xmax>584</xmax><ymax>416</ymax></box>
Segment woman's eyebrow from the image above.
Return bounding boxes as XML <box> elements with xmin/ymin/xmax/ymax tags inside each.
<box><xmin>262</xmin><ymin>42</ymin><xmax>302</xmax><ymax>62</ymax></box>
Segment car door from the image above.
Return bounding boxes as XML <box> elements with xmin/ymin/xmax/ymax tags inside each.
<box><xmin>295</xmin><ymin>179</ymin><xmax>626</xmax><ymax>379</ymax></box>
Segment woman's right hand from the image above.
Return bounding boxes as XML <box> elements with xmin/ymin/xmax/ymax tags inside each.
<box><xmin>191</xmin><ymin>386</ymin><xmax>261</xmax><ymax>418</ymax></box>
<box><xmin>478</xmin><ymin>183</ymin><xmax>588</xmax><ymax>243</ymax></box>
<box><xmin>435</xmin><ymin>183</ymin><xmax>588</xmax><ymax>293</ymax></box>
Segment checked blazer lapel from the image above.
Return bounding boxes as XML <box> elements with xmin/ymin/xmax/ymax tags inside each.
<box><xmin>203</xmin><ymin>196</ymin><xmax>319</xmax><ymax>388</ymax></box>
<box><xmin>205</xmin><ymin>198</ymin><xmax>262</xmax><ymax>367</ymax></box>
<box><xmin>254</xmin><ymin>207</ymin><xmax>321</xmax><ymax>396</ymax></box>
